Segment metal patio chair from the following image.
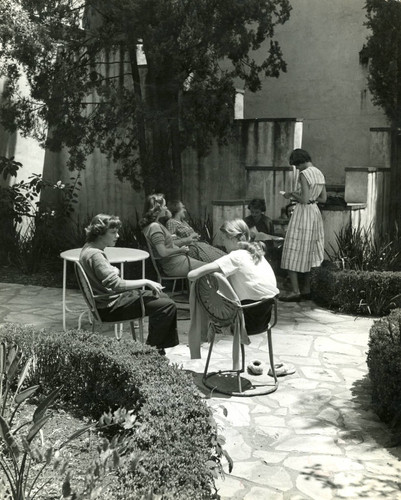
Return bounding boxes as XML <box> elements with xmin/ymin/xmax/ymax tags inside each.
<box><xmin>195</xmin><ymin>273</ymin><xmax>279</xmax><ymax>396</ymax></box>
<box><xmin>74</xmin><ymin>261</ymin><xmax>145</xmax><ymax>342</ymax></box>
<box><xmin>144</xmin><ymin>236</ymin><xmax>189</xmax><ymax>299</ymax></box>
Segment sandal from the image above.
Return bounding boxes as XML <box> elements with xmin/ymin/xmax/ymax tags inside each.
<box><xmin>247</xmin><ymin>360</ymin><xmax>263</xmax><ymax>375</ymax></box>
<box><xmin>268</xmin><ymin>363</ymin><xmax>296</xmax><ymax>377</ymax></box>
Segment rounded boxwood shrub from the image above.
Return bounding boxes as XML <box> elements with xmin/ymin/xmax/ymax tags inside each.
<box><xmin>311</xmin><ymin>262</ymin><xmax>401</xmax><ymax>316</ymax></box>
<box><xmin>0</xmin><ymin>325</ymin><xmax>223</xmax><ymax>499</ymax></box>
<box><xmin>367</xmin><ymin>308</ymin><xmax>401</xmax><ymax>423</ymax></box>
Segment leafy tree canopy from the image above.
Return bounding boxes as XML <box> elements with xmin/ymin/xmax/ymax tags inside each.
<box><xmin>364</xmin><ymin>0</ymin><xmax>401</xmax><ymax>126</ymax></box>
<box><xmin>0</xmin><ymin>0</ymin><xmax>291</xmax><ymax>195</ymax></box>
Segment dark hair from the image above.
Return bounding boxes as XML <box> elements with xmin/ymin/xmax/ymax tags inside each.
<box><xmin>289</xmin><ymin>148</ymin><xmax>312</xmax><ymax>166</ymax></box>
<box><xmin>169</xmin><ymin>200</ymin><xmax>183</xmax><ymax>217</ymax></box>
<box><xmin>248</xmin><ymin>198</ymin><xmax>266</xmax><ymax>212</ymax></box>
<box><xmin>85</xmin><ymin>214</ymin><xmax>122</xmax><ymax>242</ymax></box>
<box><xmin>139</xmin><ymin>193</ymin><xmax>165</xmax><ymax>228</ymax></box>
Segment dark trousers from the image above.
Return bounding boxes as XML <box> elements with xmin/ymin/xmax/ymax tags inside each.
<box><xmin>241</xmin><ymin>299</ymin><xmax>274</xmax><ymax>335</ymax></box>
<box><xmin>98</xmin><ymin>291</ymin><xmax>179</xmax><ymax>349</ymax></box>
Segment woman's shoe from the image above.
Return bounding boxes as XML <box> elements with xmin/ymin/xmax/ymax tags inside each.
<box><xmin>247</xmin><ymin>360</ymin><xmax>263</xmax><ymax>375</ymax></box>
<box><xmin>279</xmin><ymin>293</ymin><xmax>301</xmax><ymax>302</ymax></box>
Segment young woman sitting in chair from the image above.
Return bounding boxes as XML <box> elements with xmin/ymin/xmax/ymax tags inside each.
<box><xmin>79</xmin><ymin>214</ymin><xmax>179</xmax><ymax>353</ymax></box>
<box><xmin>188</xmin><ymin>219</ymin><xmax>279</xmax><ymax>335</ymax></box>
<box><xmin>140</xmin><ymin>193</ymin><xmax>204</xmax><ymax>277</ymax></box>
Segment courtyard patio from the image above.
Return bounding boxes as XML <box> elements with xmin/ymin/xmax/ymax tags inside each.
<box><xmin>1</xmin><ymin>281</ymin><xmax>401</xmax><ymax>499</ymax></box>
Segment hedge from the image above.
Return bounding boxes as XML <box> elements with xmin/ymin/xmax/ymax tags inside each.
<box><xmin>0</xmin><ymin>325</ymin><xmax>222</xmax><ymax>499</ymax></box>
<box><xmin>367</xmin><ymin>309</ymin><xmax>401</xmax><ymax>423</ymax></box>
<box><xmin>311</xmin><ymin>262</ymin><xmax>401</xmax><ymax>316</ymax></box>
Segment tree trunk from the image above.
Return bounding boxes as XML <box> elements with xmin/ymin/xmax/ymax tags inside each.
<box><xmin>389</xmin><ymin>124</ymin><xmax>401</xmax><ymax>233</ymax></box>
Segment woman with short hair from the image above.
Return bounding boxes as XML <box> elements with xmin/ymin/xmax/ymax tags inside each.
<box><xmin>79</xmin><ymin>213</ymin><xmax>179</xmax><ymax>353</ymax></box>
<box><xmin>280</xmin><ymin>148</ymin><xmax>327</xmax><ymax>301</ymax></box>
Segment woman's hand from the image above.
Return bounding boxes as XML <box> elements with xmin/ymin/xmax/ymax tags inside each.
<box><xmin>145</xmin><ymin>279</ymin><xmax>164</xmax><ymax>297</ymax></box>
<box><xmin>185</xmin><ymin>234</ymin><xmax>199</xmax><ymax>243</ymax></box>
<box><xmin>283</xmin><ymin>192</ymin><xmax>292</xmax><ymax>200</ymax></box>
<box><xmin>180</xmin><ymin>246</ymin><xmax>189</xmax><ymax>254</ymax></box>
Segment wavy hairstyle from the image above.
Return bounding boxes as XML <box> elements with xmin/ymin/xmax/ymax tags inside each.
<box><xmin>289</xmin><ymin>148</ymin><xmax>312</xmax><ymax>166</ymax></box>
<box><xmin>85</xmin><ymin>214</ymin><xmax>122</xmax><ymax>242</ymax></box>
<box><xmin>220</xmin><ymin>219</ymin><xmax>265</xmax><ymax>264</ymax></box>
<box><xmin>139</xmin><ymin>193</ymin><xmax>166</xmax><ymax>229</ymax></box>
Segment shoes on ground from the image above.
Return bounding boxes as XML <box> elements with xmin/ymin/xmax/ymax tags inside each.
<box><xmin>157</xmin><ymin>348</ymin><xmax>166</xmax><ymax>356</ymax></box>
<box><xmin>279</xmin><ymin>293</ymin><xmax>301</xmax><ymax>302</ymax></box>
<box><xmin>247</xmin><ymin>360</ymin><xmax>263</xmax><ymax>375</ymax></box>
<box><xmin>268</xmin><ymin>363</ymin><xmax>296</xmax><ymax>377</ymax></box>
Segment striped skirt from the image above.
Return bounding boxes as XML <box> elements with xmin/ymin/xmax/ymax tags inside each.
<box><xmin>281</xmin><ymin>204</ymin><xmax>324</xmax><ymax>272</ymax></box>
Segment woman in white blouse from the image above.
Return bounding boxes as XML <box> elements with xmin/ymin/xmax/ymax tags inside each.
<box><xmin>188</xmin><ymin>218</ymin><xmax>279</xmax><ymax>334</ymax></box>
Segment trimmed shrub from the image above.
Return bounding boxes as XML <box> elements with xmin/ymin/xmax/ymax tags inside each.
<box><xmin>311</xmin><ymin>262</ymin><xmax>401</xmax><ymax>316</ymax></box>
<box><xmin>367</xmin><ymin>309</ymin><xmax>401</xmax><ymax>422</ymax></box>
<box><xmin>0</xmin><ymin>325</ymin><xmax>223</xmax><ymax>499</ymax></box>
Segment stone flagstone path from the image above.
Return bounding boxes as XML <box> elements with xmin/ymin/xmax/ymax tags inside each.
<box><xmin>1</xmin><ymin>281</ymin><xmax>401</xmax><ymax>499</ymax></box>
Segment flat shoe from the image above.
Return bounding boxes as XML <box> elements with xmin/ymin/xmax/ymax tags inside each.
<box><xmin>268</xmin><ymin>363</ymin><xmax>296</xmax><ymax>377</ymax></box>
<box><xmin>247</xmin><ymin>360</ymin><xmax>263</xmax><ymax>375</ymax></box>
<box><xmin>279</xmin><ymin>293</ymin><xmax>301</xmax><ymax>302</ymax></box>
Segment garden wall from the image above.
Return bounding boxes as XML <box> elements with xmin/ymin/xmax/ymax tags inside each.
<box><xmin>182</xmin><ymin>118</ymin><xmax>302</xmax><ymax>220</ymax></box>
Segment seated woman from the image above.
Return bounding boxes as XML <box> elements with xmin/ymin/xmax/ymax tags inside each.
<box><xmin>188</xmin><ymin>219</ymin><xmax>279</xmax><ymax>336</ymax></box>
<box><xmin>166</xmin><ymin>200</ymin><xmax>226</xmax><ymax>263</ymax></box>
<box><xmin>244</xmin><ymin>198</ymin><xmax>283</xmax><ymax>273</ymax></box>
<box><xmin>244</xmin><ymin>198</ymin><xmax>283</xmax><ymax>242</ymax></box>
<box><xmin>79</xmin><ymin>213</ymin><xmax>179</xmax><ymax>353</ymax></box>
<box><xmin>140</xmin><ymin>194</ymin><xmax>204</xmax><ymax>277</ymax></box>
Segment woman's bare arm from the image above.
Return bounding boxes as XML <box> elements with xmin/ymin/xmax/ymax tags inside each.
<box><xmin>188</xmin><ymin>262</ymin><xmax>221</xmax><ymax>281</ymax></box>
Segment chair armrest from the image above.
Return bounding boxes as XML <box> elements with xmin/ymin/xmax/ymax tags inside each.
<box><xmin>93</xmin><ymin>292</ymin><xmax>119</xmax><ymax>300</ymax></box>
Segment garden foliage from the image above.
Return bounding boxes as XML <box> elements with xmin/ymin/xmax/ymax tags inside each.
<box><xmin>0</xmin><ymin>0</ymin><xmax>291</xmax><ymax>199</ymax></box>
<box><xmin>367</xmin><ymin>308</ymin><xmax>401</xmax><ymax>423</ymax></box>
<box><xmin>311</xmin><ymin>262</ymin><xmax>401</xmax><ymax>316</ymax></box>
<box><xmin>0</xmin><ymin>157</ymin><xmax>85</xmax><ymax>273</ymax></box>
<box><xmin>0</xmin><ymin>341</ymin><xmax>107</xmax><ymax>500</ymax></box>
<box><xmin>326</xmin><ymin>223</ymin><xmax>401</xmax><ymax>272</ymax></box>
<box><xmin>0</xmin><ymin>325</ymin><xmax>227</xmax><ymax>499</ymax></box>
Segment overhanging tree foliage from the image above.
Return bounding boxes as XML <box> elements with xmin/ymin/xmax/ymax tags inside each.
<box><xmin>364</xmin><ymin>0</ymin><xmax>401</xmax><ymax>230</ymax></box>
<box><xmin>0</xmin><ymin>0</ymin><xmax>291</xmax><ymax>198</ymax></box>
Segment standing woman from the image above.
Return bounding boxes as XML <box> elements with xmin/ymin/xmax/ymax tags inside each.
<box><xmin>280</xmin><ymin>149</ymin><xmax>327</xmax><ymax>301</ymax></box>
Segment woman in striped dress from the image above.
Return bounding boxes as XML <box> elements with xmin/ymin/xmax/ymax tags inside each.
<box><xmin>280</xmin><ymin>149</ymin><xmax>327</xmax><ymax>302</ymax></box>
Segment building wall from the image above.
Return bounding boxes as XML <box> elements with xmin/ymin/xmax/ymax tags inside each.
<box><xmin>244</xmin><ymin>0</ymin><xmax>388</xmax><ymax>185</ymax></box>
<box><xmin>0</xmin><ymin>79</ymin><xmax>46</xmax><ymax>188</ymax></box>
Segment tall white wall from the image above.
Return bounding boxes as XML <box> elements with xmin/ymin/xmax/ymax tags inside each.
<box><xmin>244</xmin><ymin>0</ymin><xmax>388</xmax><ymax>185</ymax></box>
<box><xmin>0</xmin><ymin>79</ymin><xmax>46</xmax><ymax>188</ymax></box>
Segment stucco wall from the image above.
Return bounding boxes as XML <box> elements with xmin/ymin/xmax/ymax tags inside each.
<box><xmin>244</xmin><ymin>0</ymin><xmax>388</xmax><ymax>185</ymax></box>
<box><xmin>0</xmin><ymin>79</ymin><xmax>46</xmax><ymax>188</ymax></box>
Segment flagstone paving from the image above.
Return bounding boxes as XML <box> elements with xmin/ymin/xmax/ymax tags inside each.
<box><xmin>1</xmin><ymin>281</ymin><xmax>401</xmax><ymax>499</ymax></box>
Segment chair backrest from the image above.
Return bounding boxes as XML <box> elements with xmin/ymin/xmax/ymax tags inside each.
<box><xmin>143</xmin><ymin>236</ymin><xmax>164</xmax><ymax>282</ymax></box>
<box><xmin>74</xmin><ymin>262</ymin><xmax>102</xmax><ymax>322</ymax></box>
<box><xmin>195</xmin><ymin>273</ymin><xmax>241</xmax><ymax>327</ymax></box>
<box><xmin>195</xmin><ymin>273</ymin><xmax>278</xmax><ymax>330</ymax></box>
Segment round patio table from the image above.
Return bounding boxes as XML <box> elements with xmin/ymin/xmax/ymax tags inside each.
<box><xmin>60</xmin><ymin>247</ymin><xmax>149</xmax><ymax>331</ymax></box>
